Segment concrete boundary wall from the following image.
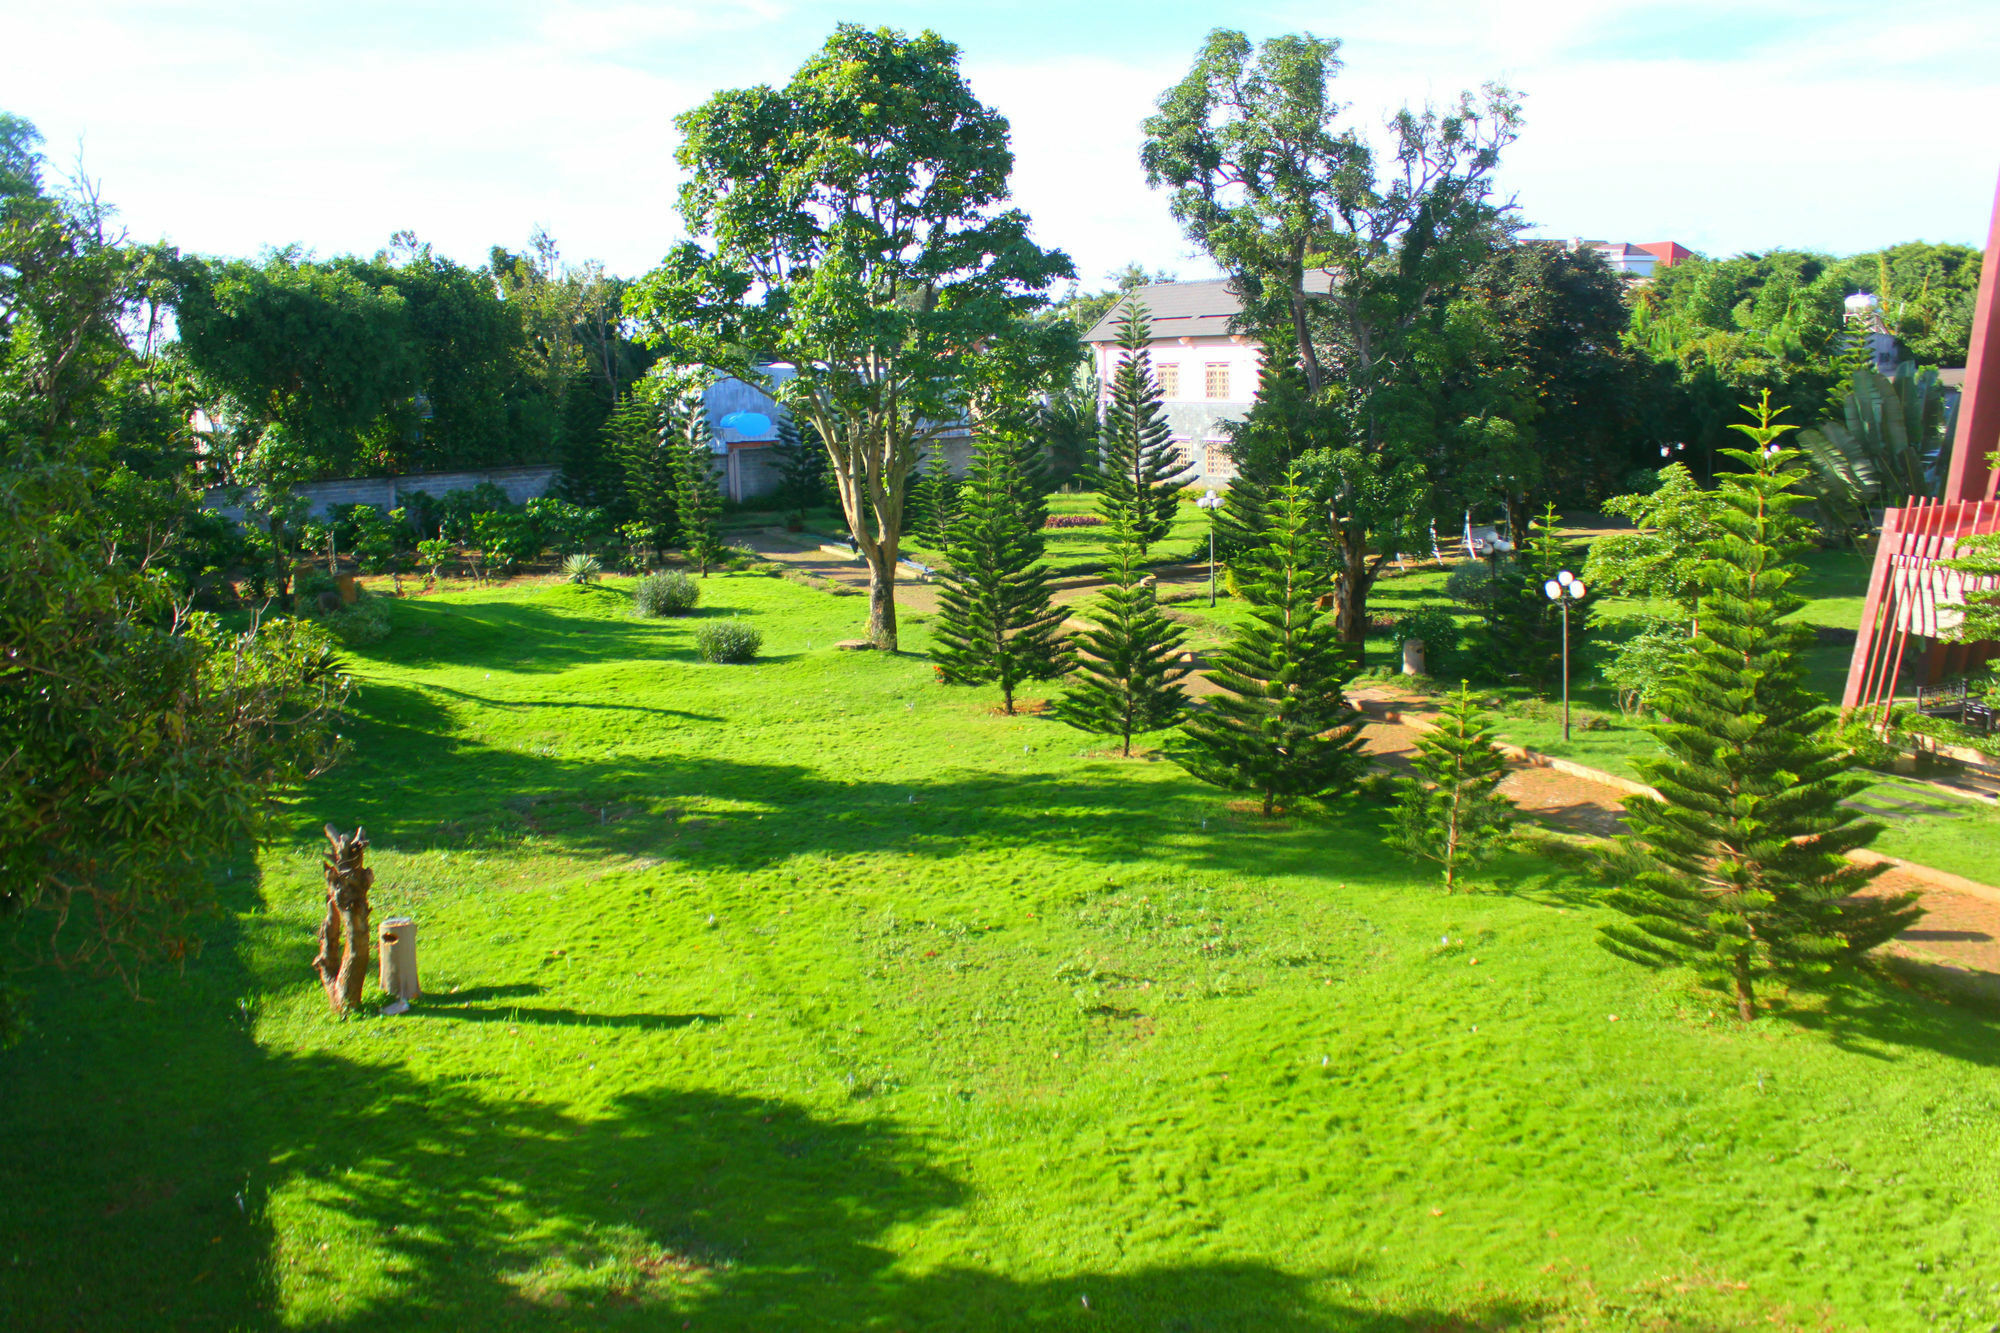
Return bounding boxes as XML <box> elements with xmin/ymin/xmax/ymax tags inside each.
<box><xmin>203</xmin><ymin>464</ymin><xmax>560</xmax><ymax>522</ymax></box>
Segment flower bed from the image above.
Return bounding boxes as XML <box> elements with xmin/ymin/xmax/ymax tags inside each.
<box><xmin>1043</xmin><ymin>514</ymin><xmax>1105</xmax><ymax>529</ymax></box>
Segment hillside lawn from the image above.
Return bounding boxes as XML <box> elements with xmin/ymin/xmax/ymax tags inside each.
<box><xmin>4</xmin><ymin>573</ymin><xmax>2000</xmax><ymax>1330</ymax></box>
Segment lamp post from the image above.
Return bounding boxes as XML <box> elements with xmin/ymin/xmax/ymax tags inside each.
<box><xmin>1196</xmin><ymin>489</ymin><xmax>1224</xmax><ymax>606</ymax></box>
<box><xmin>1543</xmin><ymin>570</ymin><xmax>1586</xmax><ymax>741</ymax></box>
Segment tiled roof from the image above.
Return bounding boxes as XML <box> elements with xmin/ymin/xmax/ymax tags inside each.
<box><xmin>1082</xmin><ymin>274</ymin><xmax>1333</xmax><ymax>343</ymax></box>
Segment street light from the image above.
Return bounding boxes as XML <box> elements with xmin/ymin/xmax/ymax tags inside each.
<box><xmin>1544</xmin><ymin>570</ymin><xmax>1586</xmax><ymax>741</ymax></box>
<box><xmin>1195</xmin><ymin>489</ymin><xmax>1224</xmax><ymax>606</ymax></box>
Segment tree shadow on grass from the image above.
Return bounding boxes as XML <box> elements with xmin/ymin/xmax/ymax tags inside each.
<box><xmin>0</xmin><ymin>904</ymin><xmax>1547</xmax><ymax>1333</ymax></box>
<box><xmin>1778</xmin><ymin>976</ymin><xmax>2000</xmax><ymax>1069</ymax></box>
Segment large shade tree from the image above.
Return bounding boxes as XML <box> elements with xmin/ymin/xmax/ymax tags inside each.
<box><xmin>626</xmin><ymin>24</ymin><xmax>1075</xmax><ymax>649</ymax></box>
<box><xmin>1142</xmin><ymin>28</ymin><xmax>1521</xmax><ymax>648</ymax></box>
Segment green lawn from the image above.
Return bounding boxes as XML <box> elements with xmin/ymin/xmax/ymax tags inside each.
<box><xmin>7</xmin><ymin>574</ymin><xmax>2000</xmax><ymax>1331</ymax></box>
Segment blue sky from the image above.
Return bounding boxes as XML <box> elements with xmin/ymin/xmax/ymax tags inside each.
<box><xmin>3</xmin><ymin>0</ymin><xmax>1995</xmax><ymax>288</ymax></box>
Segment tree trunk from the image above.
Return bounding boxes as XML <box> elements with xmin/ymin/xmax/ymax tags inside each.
<box><xmin>1734</xmin><ymin>970</ymin><xmax>1756</xmax><ymax>1023</ymax></box>
<box><xmin>865</xmin><ymin>552</ymin><xmax>899</xmax><ymax>651</ymax></box>
<box><xmin>312</xmin><ymin>825</ymin><xmax>374</xmax><ymax>1016</ymax></box>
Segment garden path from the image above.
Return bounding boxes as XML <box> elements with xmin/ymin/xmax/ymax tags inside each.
<box><xmin>1348</xmin><ymin>682</ymin><xmax>2000</xmax><ymax>983</ymax></box>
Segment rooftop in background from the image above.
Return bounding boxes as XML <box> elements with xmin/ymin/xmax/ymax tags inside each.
<box><xmin>1564</xmin><ymin>238</ymin><xmax>1694</xmax><ymax>277</ymax></box>
<box><xmin>1081</xmin><ymin>274</ymin><xmax>1334</xmax><ymax>343</ymax></box>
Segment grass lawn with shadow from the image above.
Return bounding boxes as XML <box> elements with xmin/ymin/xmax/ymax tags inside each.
<box><xmin>5</xmin><ymin>572</ymin><xmax>2000</xmax><ymax>1330</ymax></box>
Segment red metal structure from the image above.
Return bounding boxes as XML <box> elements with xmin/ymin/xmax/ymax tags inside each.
<box><xmin>1842</xmin><ymin>170</ymin><xmax>2000</xmax><ymax>717</ymax></box>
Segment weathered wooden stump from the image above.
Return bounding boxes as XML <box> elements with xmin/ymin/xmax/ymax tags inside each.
<box><xmin>312</xmin><ymin>825</ymin><xmax>373</xmax><ymax>1015</ymax></box>
<box><xmin>378</xmin><ymin>917</ymin><xmax>419</xmax><ymax>1002</ymax></box>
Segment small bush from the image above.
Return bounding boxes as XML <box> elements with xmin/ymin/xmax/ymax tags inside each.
<box><xmin>562</xmin><ymin>553</ymin><xmax>603</xmax><ymax>585</ymax></box>
<box><xmin>696</xmin><ymin>620</ymin><xmax>762</xmax><ymax>664</ymax></box>
<box><xmin>1444</xmin><ymin>558</ymin><xmax>1509</xmax><ymax>610</ymax></box>
<box><xmin>632</xmin><ymin>571</ymin><xmax>699</xmax><ymax>617</ymax></box>
<box><xmin>322</xmin><ymin>595</ymin><xmax>392</xmax><ymax>646</ymax></box>
<box><xmin>1391</xmin><ymin>606</ymin><xmax>1461</xmax><ymax>656</ymax></box>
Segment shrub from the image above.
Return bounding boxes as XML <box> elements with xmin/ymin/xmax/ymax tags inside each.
<box><xmin>632</xmin><ymin>571</ymin><xmax>699</xmax><ymax>617</ymax></box>
<box><xmin>1043</xmin><ymin>513</ymin><xmax>1105</xmax><ymax>529</ymax></box>
<box><xmin>415</xmin><ymin>538</ymin><xmax>452</xmax><ymax>579</ymax></box>
<box><xmin>1443</xmin><ymin>558</ymin><xmax>1507</xmax><ymax>610</ymax></box>
<box><xmin>1599</xmin><ymin>619</ymin><xmax>1694</xmax><ymax>715</ymax></box>
<box><xmin>562</xmin><ymin>553</ymin><xmax>603</xmax><ymax>585</ymax></box>
<box><xmin>321</xmin><ymin>595</ymin><xmax>392</xmax><ymax>646</ymax></box>
<box><xmin>696</xmin><ymin>620</ymin><xmax>762</xmax><ymax>664</ymax></box>
<box><xmin>1390</xmin><ymin>606</ymin><xmax>1461</xmax><ymax>657</ymax></box>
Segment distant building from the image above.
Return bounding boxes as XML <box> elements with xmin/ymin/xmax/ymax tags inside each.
<box><xmin>1566</xmin><ymin>238</ymin><xmax>1693</xmax><ymax>278</ymax></box>
<box><xmin>1081</xmin><ymin>278</ymin><xmax>1318</xmax><ymax>486</ymax></box>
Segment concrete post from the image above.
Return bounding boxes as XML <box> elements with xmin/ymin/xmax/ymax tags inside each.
<box><xmin>378</xmin><ymin>917</ymin><xmax>419</xmax><ymax>1002</ymax></box>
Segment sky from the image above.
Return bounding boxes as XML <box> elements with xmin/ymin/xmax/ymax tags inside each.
<box><xmin>3</xmin><ymin>0</ymin><xmax>1996</xmax><ymax>290</ymax></box>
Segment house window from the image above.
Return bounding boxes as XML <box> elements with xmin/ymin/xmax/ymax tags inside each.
<box><xmin>1204</xmin><ymin>363</ymin><xmax>1230</xmax><ymax>399</ymax></box>
<box><xmin>1155</xmin><ymin>362</ymin><xmax>1180</xmax><ymax>399</ymax></box>
<box><xmin>1204</xmin><ymin>443</ymin><xmax>1237</xmax><ymax>478</ymax></box>
<box><xmin>1168</xmin><ymin>438</ymin><xmax>1195</xmax><ymax>473</ymax></box>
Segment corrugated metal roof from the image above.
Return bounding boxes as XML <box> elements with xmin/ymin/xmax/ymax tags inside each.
<box><xmin>1082</xmin><ymin>274</ymin><xmax>1332</xmax><ymax>343</ymax></box>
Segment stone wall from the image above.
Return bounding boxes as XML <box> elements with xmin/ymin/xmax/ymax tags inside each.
<box><xmin>203</xmin><ymin>464</ymin><xmax>561</xmax><ymax>522</ymax></box>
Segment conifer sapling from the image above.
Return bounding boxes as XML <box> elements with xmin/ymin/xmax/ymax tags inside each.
<box><xmin>1599</xmin><ymin>394</ymin><xmax>1922</xmax><ymax>1021</ymax></box>
<box><xmin>1097</xmin><ymin>302</ymin><xmax>1190</xmax><ymax>555</ymax></box>
<box><xmin>1385</xmin><ymin>683</ymin><xmax>1515</xmax><ymax>890</ymax></box>
<box><xmin>670</xmin><ymin>398</ymin><xmax>728</xmax><ymax>576</ymax></box>
<box><xmin>1056</xmin><ymin>538</ymin><xmax>1191</xmax><ymax>755</ymax></box>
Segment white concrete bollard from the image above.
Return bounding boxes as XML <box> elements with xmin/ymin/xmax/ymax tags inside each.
<box><xmin>1401</xmin><ymin>638</ymin><xmax>1427</xmax><ymax>677</ymax></box>
<box><xmin>378</xmin><ymin>917</ymin><xmax>420</xmax><ymax>1003</ymax></box>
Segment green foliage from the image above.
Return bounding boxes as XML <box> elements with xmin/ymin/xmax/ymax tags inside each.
<box><xmin>1599</xmin><ymin>396</ymin><xmax>1923</xmax><ymax>1020</ymax></box>
<box><xmin>770</xmin><ymin>414</ymin><xmax>829</xmax><ymax>521</ymax></box>
<box><xmin>1176</xmin><ymin>474</ymin><xmax>1366</xmax><ymax>815</ymax></box>
<box><xmin>695</xmin><ymin>619</ymin><xmax>762</xmax><ymax>664</ymax></box>
<box><xmin>470</xmin><ymin>509</ymin><xmax>539</xmax><ymax>572</ymax></box>
<box><xmin>606</xmin><ymin>389</ymin><xmax>677</xmax><ymax>553</ymax></box>
<box><xmin>1796</xmin><ymin>361</ymin><xmax>1956</xmax><ymax>535</ymax></box>
<box><xmin>1599</xmin><ymin>618</ymin><xmax>1696</xmax><ymax>715</ymax></box>
<box><xmin>907</xmin><ymin>442</ymin><xmax>961</xmax><ymax>551</ymax></box>
<box><xmin>1828</xmin><ymin>241</ymin><xmax>1983</xmax><ymax>368</ymax></box>
<box><xmin>1474</xmin><ymin>504</ymin><xmax>1591</xmax><ymax>690</ymax></box>
<box><xmin>1094</xmin><ymin>304</ymin><xmax>1186</xmax><ymax>553</ymax></box>
<box><xmin>561</xmin><ymin>552</ymin><xmax>602</xmax><ymax>585</ymax></box>
<box><xmin>670</xmin><ymin>401</ymin><xmax>727</xmax><ymax>576</ymax></box>
<box><xmin>1143</xmin><ymin>29</ymin><xmax>1520</xmax><ymax>644</ymax></box>
<box><xmin>1941</xmin><ymin>530</ymin><xmax>2000</xmax><ymax>648</ymax></box>
<box><xmin>1581</xmin><ymin>464</ymin><xmax>1723</xmax><ymax>619</ymax></box>
<box><xmin>320</xmin><ymin>592</ymin><xmax>393</xmax><ymax>645</ymax></box>
<box><xmin>631</xmin><ymin>570</ymin><xmax>699</xmax><ymax>617</ymax></box>
<box><xmin>415</xmin><ymin>537</ymin><xmax>452</xmax><ymax>579</ymax></box>
<box><xmin>1055</xmin><ymin>540</ymin><xmax>1191</xmax><ymax>755</ymax></box>
<box><xmin>932</xmin><ymin>434</ymin><xmax>1070</xmax><ymax>714</ymax></box>
<box><xmin>525</xmin><ymin>497</ymin><xmax>608</xmax><ymax>555</ymax></box>
<box><xmin>1390</xmin><ymin>606</ymin><xmax>1461</xmax><ymax>661</ymax></box>
<box><xmin>627</xmin><ymin>23</ymin><xmax>1076</xmax><ymax>648</ymax></box>
<box><xmin>1384</xmin><ymin>684</ymin><xmax>1514</xmax><ymax>890</ymax></box>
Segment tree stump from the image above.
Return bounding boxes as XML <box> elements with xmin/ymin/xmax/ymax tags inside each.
<box><xmin>312</xmin><ymin>825</ymin><xmax>373</xmax><ymax>1015</ymax></box>
<box><xmin>378</xmin><ymin>917</ymin><xmax>419</xmax><ymax>1002</ymax></box>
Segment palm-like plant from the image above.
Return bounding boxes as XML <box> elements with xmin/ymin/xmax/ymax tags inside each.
<box><xmin>1797</xmin><ymin>362</ymin><xmax>1957</xmax><ymax>539</ymax></box>
<box><xmin>562</xmin><ymin>553</ymin><xmax>602</xmax><ymax>585</ymax></box>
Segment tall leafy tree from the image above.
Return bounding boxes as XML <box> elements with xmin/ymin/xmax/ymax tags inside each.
<box><xmin>1055</xmin><ymin>538</ymin><xmax>1192</xmax><ymax>755</ymax></box>
<box><xmin>932</xmin><ymin>433</ymin><xmax>1069</xmax><ymax>714</ymax></box>
<box><xmin>1143</xmin><ymin>28</ymin><xmax>1521</xmax><ymax>647</ymax></box>
<box><xmin>1385</xmin><ymin>684</ymin><xmax>1515</xmax><ymax>891</ymax></box>
<box><xmin>669</xmin><ymin>398</ymin><xmax>727</xmax><ymax>576</ymax></box>
<box><xmin>1095</xmin><ymin>303</ymin><xmax>1188</xmax><ymax>552</ymax></box>
<box><xmin>1</xmin><ymin>113</ymin><xmax>346</xmax><ymax>1041</ymax></box>
<box><xmin>1177</xmin><ymin>472</ymin><xmax>1366</xmax><ymax>815</ymax></box>
<box><xmin>627</xmin><ymin>24</ymin><xmax>1076</xmax><ymax>649</ymax></box>
<box><xmin>1599</xmin><ymin>397</ymin><xmax>1921</xmax><ymax>1021</ymax></box>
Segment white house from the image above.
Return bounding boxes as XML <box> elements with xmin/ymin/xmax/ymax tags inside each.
<box><xmin>1081</xmin><ymin>279</ymin><xmax>1278</xmax><ymax>486</ymax></box>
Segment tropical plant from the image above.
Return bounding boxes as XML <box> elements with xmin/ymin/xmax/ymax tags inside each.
<box><xmin>1599</xmin><ymin>396</ymin><xmax>1922</xmax><ymax>1021</ymax></box>
<box><xmin>1055</xmin><ymin>539</ymin><xmax>1191</xmax><ymax>754</ymax></box>
<box><xmin>631</xmin><ymin>570</ymin><xmax>699</xmax><ymax>617</ymax></box>
<box><xmin>1384</xmin><ymin>684</ymin><xmax>1515</xmax><ymax>890</ymax></box>
<box><xmin>932</xmin><ymin>433</ymin><xmax>1071</xmax><ymax>714</ymax></box>
<box><xmin>1095</xmin><ymin>303</ymin><xmax>1187</xmax><ymax>553</ymax></box>
<box><xmin>1796</xmin><ymin>361</ymin><xmax>1957</xmax><ymax>538</ymax></box>
<box><xmin>562</xmin><ymin>552</ymin><xmax>602</xmax><ymax>585</ymax></box>
<box><xmin>695</xmin><ymin>620</ymin><xmax>763</xmax><ymax>664</ymax></box>
<box><xmin>1176</xmin><ymin>471</ymin><xmax>1366</xmax><ymax>815</ymax></box>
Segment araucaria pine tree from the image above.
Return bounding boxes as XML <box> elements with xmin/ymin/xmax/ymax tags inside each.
<box><xmin>932</xmin><ymin>434</ymin><xmax>1070</xmax><ymax>714</ymax></box>
<box><xmin>1055</xmin><ymin>538</ymin><xmax>1191</xmax><ymax>755</ymax></box>
<box><xmin>670</xmin><ymin>399</ymin><xmax>728</xmax><ymax>575</ymax></box>
<box><xmin>1477</xmin><ymin>503</ymin><xmax>1590</xmax><ymax>690</ymax></box>
<box><xmin>609</xmin><ymin>390</ymin><xmax>678</xmax><ymax>559</ymax></box>
<box><xmin>1385</xmin><ymin>684</ymin><xmax>1515</xmax><ymax>891</ymax></box>
<box><xmin>770</xmin><ymin>415</ymin><xmax>828</xmax><ymax>524</ymax></box>
<box><xmin>1097</xmin><ymin>303</ymin><xmax>1189</xmax><ymax>554</ymax></box>
<box><xmin>1176</xmin><ymin>472</ymin><xmax>1366</xmax><ymax>815</ymax></box>
<box><xmin>1600</xmin><ymin>395</ymin><xmax>1922</xmax><ymax>1021</ymax></box>
<box><xmin>908</xmin><ymin>442</ymin><xmax>961</xmax><ymax>552</ymax></box>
